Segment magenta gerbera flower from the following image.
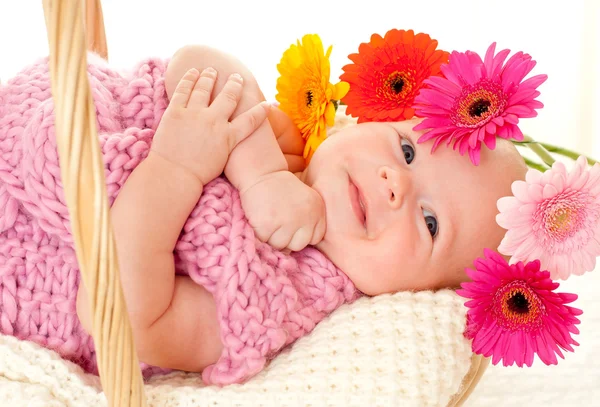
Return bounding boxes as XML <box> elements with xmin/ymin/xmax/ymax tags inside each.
<box><xmin>457</xmin><ymin>249</ymin><xmax>582</xmax><ymax>367</ymax></box>
<box><xmin>413</xmin><ymin>43</ymin><xmax>548</xmax><ymax>165</ymax></box>
<box><xmin>497</xmin><ymin>156</ymin><xmax>600</xmax><ymax>280</ymax></box>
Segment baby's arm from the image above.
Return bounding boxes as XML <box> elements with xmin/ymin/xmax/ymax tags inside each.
<box><xmin>165</xmin><ymin>46</ymin><xmax>326</xmax><ymax>251</ymax></box>
<box><xmin>76</xmin><ymin>69</ymin><xmax>270</xmax><ymax>371</ymax></box>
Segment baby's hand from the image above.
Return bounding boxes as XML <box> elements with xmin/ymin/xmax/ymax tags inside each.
<box><xmin>241</xmin><ymin>171</ymin><xmax>326</xmax><ymax>251</ymax></box>
<box><xmin>151</xmin><ymin>68</ymin><xmax>270</xmax><ymax>185</ymax></box>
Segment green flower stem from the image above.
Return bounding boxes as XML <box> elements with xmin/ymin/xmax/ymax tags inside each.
<box><xmin>516</xmin><ymin>135</ymin><xmax>556</xmax><ymax>167</ymax></box>
<box><xmin>513</xmin><ymin>135</ymin><xmax>599</xmax><ymax>169</ymax></box>
<box><xmin>522</xmin><ymin>157</ymin><xmax>549</xmax><ymax>172</ymax></box>
<box><xmin>536</xmin><ymin>141</ymin><xmax>599</xmax><ymax>166</ymax></box>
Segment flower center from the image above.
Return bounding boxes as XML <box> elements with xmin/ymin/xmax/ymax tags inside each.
<box><xmin>391</xmin><ymin>77</ymin><xmax>405</xmax><ymax>94</ymax></box>
<box><xmin>535</xmin><ymin>190</ymin><xmax>592</xmax><ymax>247</ymax></box>
<box><xmin>299</xmin><ymin>79</ymin><xmax>325</xmax><ymax>118</ymax></box>
<box><xmin>468</xmin><ymin>99</ymin><xmax>491</xmax><ymax>118</ymax></box>
<box><xmin>451</xmin><ymin>79</ymin><xmax>506</xmax><ymax>128</ymax></box>
<box><xmin>380</xmin><ymin>71</ymin><xmax>414</xmax><ymax>101</ymax></box>
<box><xmin>493</xmin><ymin>280</ymin><xmax>545</xmax><ymax>332</ymax></box>
<box><xmin>507</xmin><ymin>292</ymin><xmax>529</xmax><ymax>314</ymax></box>
<box><xmin>305</xmin><ymin>90</ymin><xmax>314</xmax><ymax>107</ymax></box>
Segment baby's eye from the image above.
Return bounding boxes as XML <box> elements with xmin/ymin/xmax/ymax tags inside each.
<box><xmin>423</xmin><ymin>209</ymin><xmax>438</xmax><ymax>239</ymax></box>
<box><xmin>401</xmin><ymin>138</ymin><xmax>415</xmax><ymax>164</ymax></box>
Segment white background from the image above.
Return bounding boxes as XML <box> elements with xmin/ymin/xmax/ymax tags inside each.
<box><xmin>1</xmin><ymin>0</ymin><xmax>599</xmax><ymax>405</ymax></box>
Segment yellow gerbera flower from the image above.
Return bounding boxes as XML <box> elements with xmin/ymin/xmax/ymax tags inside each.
<box><xmin>276</xmin><ymin>34</ymin><xmax>349</xmax><ymax>160</ymax></box>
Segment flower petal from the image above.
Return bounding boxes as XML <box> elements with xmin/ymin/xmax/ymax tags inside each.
<box><xmin>332</xmin><ymin>81</ymin><xmax>350</xmax><ymax>100</ymax></box>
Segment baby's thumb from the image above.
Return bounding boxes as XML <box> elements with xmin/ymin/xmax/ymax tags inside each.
<box><xmin>230</xmin><ymin>102</ymin><xmax>271</xmax><ymax>149</ymax></box>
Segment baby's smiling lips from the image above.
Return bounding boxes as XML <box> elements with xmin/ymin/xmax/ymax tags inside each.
<box><xmin>349</xmin><ymin>178</ymin><xmax>367</xmax><ymax>228</ymax></box>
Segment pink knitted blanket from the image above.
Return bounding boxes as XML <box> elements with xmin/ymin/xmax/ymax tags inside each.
<box><xmin>0</xmin><ymin>55</ymin><xmax>357</xmax><ymax>386</ymax></box>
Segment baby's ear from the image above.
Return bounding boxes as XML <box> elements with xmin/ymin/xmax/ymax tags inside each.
<box><xmin>326</xmin><ymin>106</ymin><xmax>357</xmax><ymax>137</ymax></box>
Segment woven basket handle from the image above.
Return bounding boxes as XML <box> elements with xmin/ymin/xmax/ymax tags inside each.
<box><xmin>85</xmin><ymin>0</ymin><xmax>108</xmax><ymax>59</ymax></box>
<box><xmin>42</xmin><ymin>0</ymin><xmax>145</xmax><ymax>405</ymax></box>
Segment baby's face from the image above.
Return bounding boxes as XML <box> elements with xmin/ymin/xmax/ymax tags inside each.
<box><xmin>302</xmin><ymin>119</ymin><xmax>526</xmax><ymax>295</ymax></box>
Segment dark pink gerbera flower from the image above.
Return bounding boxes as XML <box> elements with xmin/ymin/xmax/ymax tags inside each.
<box><xmin>413</xmin><ymin>43</ymin><xmax>548</xmax><ymax>165</ymax></box>
<box><xmin>457</xmin><ymin>249</ymin><xmax>582</xmax><ymax>367</ymax></box>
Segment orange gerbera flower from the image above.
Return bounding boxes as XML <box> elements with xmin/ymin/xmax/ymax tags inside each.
<box><xmin>340</xmin><ymin>29</ymin><xmax>449</xmax><ymax>123</ymax></box>
<box><xmin>276</xmin><ymin>34</ymin><xmax>349</xmax><ymax>160</ymax></box>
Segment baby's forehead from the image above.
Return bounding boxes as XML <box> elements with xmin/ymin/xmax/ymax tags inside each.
<box><xmin>361</xmin><ymin>119</ymin><xmax>423</xmax><ymax>131</ymax></box>
<box><xmin>364</xmin><ymin>119</ymin><xmax>427</xmax><ymax>143</ymax></box>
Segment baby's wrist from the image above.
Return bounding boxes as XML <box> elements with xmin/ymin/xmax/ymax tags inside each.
<box><xmin>227</xmin><ymin>157</ymin><xmax>288</xmax><ymax>191</ymax></box>
<box><xmin>238</xmin><ymin>169</ymin><xmax>292</xmax><ymax>196</ymax></box>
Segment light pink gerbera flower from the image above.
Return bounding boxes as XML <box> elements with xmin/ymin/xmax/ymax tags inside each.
<box><xmin>497</xmin><ymin>156</ymin><xmax>600</xmax><ymax>280</ymax></box>
<box><xmin>413</xmin><ymin>43</ymin><xmax>547</xmax><ymax>165</ymax></box>
<box><xmin>457</xmin><ymin>249</ymin><xmax>582</xmax><ymax>367</ymax></box>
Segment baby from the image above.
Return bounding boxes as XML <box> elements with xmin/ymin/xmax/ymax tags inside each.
<box><xmin>76</xmin><ymin>45</ymin><xmax>527</xmax><ymax>375</ymax></box>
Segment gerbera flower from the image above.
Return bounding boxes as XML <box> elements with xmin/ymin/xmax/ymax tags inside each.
<box><xmin>457</xmin><ymin>249</ymin><xmax>582</xmax><ymax>367</ymax></box>
<box><xmin>413</xmin><ymin>43</ymin><xmax>548</xmax><ymax>165</ymax></box>
<box><xmin>340</xmin><ymin>29</ymin><xmax>448</xmax><ymax>123</ymax></box>
<box><xmin>497</xmin><ymin>156</ymin><xmax>600</xmax><ymax>280</ymax></box>
<box><xmin>276</xmin><ymin>34</ymin><xmax>349</xmax><ymax>160</ymax></box>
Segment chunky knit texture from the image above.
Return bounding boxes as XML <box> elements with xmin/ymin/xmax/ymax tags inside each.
<box><xmin>0</xmin><ymin>55</ymin><xmax>357</xmax><ymax>386</ymax></box>
<box><xmin>0</xmin><ymin>291</ymin><xmax>479</xmax><ymax>407</ymax></box>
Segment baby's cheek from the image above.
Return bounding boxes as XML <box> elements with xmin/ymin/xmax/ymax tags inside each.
<box><xmin>432</xmin><ymin>255</ymin><xmax>469</xmax><ymax>290</ymax></box>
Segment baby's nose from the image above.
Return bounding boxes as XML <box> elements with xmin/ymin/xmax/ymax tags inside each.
<box><xmin>378</xmin><ymin>166</ymin><xmax>412</xmax><ymax>209</ymax></box>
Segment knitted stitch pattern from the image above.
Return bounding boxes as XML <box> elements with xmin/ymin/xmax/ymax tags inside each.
<box><xmin>0</xmin><ymin>55</ymin><xmax>357</xmax><ymax>386</ymax></box>
<box><xmin>0</xmin><ymin>290</ymin><xmax>478</xmax><ymax>407</ymax></box>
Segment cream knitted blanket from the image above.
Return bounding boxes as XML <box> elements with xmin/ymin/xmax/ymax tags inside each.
<box><xmin>0</xmin><ymin>290</ymin><xmax>480</xmax><ymax>407</ymax></box>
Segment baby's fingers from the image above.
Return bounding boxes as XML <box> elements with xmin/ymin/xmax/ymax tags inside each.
<box><xmin>229</xmin><ymin>102</ymin><xmax>270</xmax><ymax>150</ymax></box>
<box><xmin>288</xmin><ymin>227</ymin><xmax>313</xmax><ymax>252</ymax></box>
<box><xmin>169</xmin><ymin>68</ymin><xmax>200</xmax><ymax>107</ymax></box>
<box><xmin>267</xmin><ymin>226</ymin><xmax>293</xmax><ymax>250</ymax></box>
<box><xmin>187</xmin><ymin>67</ymin><xmax>218</xmax><ymax>108</ymax></box>
<box><xmin>211</xmin><ymin>73</ymin><xmax>244</xmax><ymax>118</ymax></box>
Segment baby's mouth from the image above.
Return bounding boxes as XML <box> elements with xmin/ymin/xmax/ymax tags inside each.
<box><xmin>349</xmin><ymin>178</ymin><xmax>367</xmax><ymax>228</ymax></box>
